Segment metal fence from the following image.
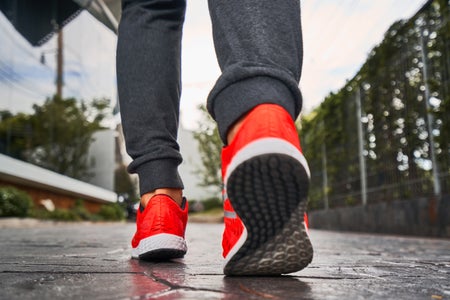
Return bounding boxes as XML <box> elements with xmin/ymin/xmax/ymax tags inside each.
<box><xmin>304</xmin><ymin>0</ymin><xmax>449</xmax><ymax>210</ymax></box>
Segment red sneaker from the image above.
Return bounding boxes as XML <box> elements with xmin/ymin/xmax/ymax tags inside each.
<box><xmin>222</xmin><ymin>104</ymin><xmax>313</xmax><ymax>275</ymax></box>
<box><xmin>131</xmin><ymin>195</ymin><xmax>188</xmax><ymax>260</ymax></box>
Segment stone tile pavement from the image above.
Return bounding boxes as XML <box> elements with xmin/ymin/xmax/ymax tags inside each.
<box><xmin>0</xmin><ymin>220</ymin><xmax>449</xmax><ymax>299</ymax></box>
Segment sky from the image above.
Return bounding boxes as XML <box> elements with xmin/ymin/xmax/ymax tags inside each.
<box><xmin>0</xmin><ymin>0</ymin><xmax>428</xmax><ymax>130</ymax></box>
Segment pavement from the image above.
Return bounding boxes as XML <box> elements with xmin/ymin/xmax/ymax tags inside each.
<box><xmin>0</xmin><ymin>219</ymin><xmax>449</xmax><ymax>300</ymax></box>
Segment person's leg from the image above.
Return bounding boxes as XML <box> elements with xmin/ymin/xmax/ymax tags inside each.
<box><xmin>207</xmin><ymin>0</ymin><xmax>313</xmax><ymax>275</ymax></box>
<box><xmin>116</xmin><ymin>0</ymin><xmax>188</xmax><ymax>260</ymax></box>
<box><xmin>207</xmin><ymin>0</ymin><xmax>304</xmax><ymax>144</ymax></box>
<box><xmin>117</xmin><ymin>0</ymin><xmax>186</xmax><ymax>203</ymax></box>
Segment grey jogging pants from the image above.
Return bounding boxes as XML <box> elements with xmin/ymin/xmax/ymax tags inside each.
<box><xmin>116</xmin><ymin>0</ymin><xmax>304</xmax><ymax>195</ymax></box>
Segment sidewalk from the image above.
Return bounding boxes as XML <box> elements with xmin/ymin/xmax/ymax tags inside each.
<box><xmin>0</xmin><ymin>220</ymin><xmax>449</xmax><ymax>299</ymax></box>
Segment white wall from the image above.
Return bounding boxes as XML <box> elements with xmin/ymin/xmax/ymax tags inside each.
<box><xmin>87</xmin><ymin>129</ymin><xmax>116</xmax><ymax>191</ymax></box>
<box><xmin>178</xmin><ymin>127</ymin><xmax>219</xmax><ymax>201</ymax></box>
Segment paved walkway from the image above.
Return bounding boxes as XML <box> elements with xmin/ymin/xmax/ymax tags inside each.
<box><xmin>0</xmin><ymin>220</ymin><xmax>449</xmax><ymax>299</ymax></box>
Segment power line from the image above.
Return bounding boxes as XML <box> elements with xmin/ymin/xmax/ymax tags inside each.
<box><xmin>0</xmin><ymin>61</ymin><xmax>54</xmax><ymax>102</ymax></box>
<box><xmin>0</xmin><ymin>73</ymin><xmax>50</xmax><ymax>99</ymax></box>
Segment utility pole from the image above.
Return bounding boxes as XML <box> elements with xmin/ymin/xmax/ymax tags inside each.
<box><xmin>56</xmin><ymin>27</ymin><xmax>63</xmax><ymax>98</ymax></box>
<box><xmin>420</xmin><ymin>25</ymin><xmax>441</xmax><ymax>198</ymax></box>
<box><xmin>356</xmin><ymin>87</ymin><xmax>368</xmax><ymax>206</ymax></box>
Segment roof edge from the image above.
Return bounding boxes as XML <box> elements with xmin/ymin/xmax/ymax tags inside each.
<box><xmin>0</xmin><ymin>154</ymin><xmax>116</xmax><ymax>203</ymax></box>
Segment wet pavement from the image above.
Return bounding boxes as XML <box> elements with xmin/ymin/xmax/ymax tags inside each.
<box><xmin>0</xmin><ymin>220</ymin><xmax>449</xmax><ymax>299</ymax></box>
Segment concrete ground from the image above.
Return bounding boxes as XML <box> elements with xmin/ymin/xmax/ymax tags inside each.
<box><xmin>0</xmin><ymin>219</ymin><xmax>449</xmax><ymax>299</ymax></box>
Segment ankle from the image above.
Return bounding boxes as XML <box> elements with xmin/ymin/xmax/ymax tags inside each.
<box><xmin>227</xmin><ymin>104</ymin><xmax>288</xmax><ymax>145</ymax></box>
<box><xmin>227</xmin><ymin>104</ymin><xmax>296</xmax><ymax>146</ymax></box>
<box><xmin>227</xmin><ymin>118</ymin><xmax>245</xmax><ymax>145</ymax></box>
<box><xmin>141</xmin><ymin>188</ymin><xmax>183</xmax><ymax>207</ymax></box>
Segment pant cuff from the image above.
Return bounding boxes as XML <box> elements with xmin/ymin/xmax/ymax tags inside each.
<box><xmin>133</xmin><ymin>158</ymin><xmax>184</xmax><ymax>196</ymax></box>
<box><xmin>210</xmin><ymin>76</ymin><xmax>298</xmax><ymax>144</ymax></box>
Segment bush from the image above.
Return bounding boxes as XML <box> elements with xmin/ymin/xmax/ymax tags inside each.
<box><xmin>98</xmin><ymin>203</ymin><xmax>125</xmax><ymax>221</ymax></box>
<box><xmin>30</xmin><ymin>208</ymin><xmax>78</xmax><ymax>221</ymax></box>
<box><xmin>72</xmin><ymin>199</ymin><xmax>92</xmax><ymax>221</ymax></box>
<box><xmin>47</xmin><ymin>209</ymin><xmax>79</xmax><ymax>221</ymax></box>
<box><xmin>30</xmin><ymin>199</ymin><xmax>93</xmax><ymax>221</ymax></box>
<box><xmin>0</xmin><ymin>186</ymin><xmax>33</xmax><ymax>217</ymax></box>
<box><xmin>202</xmin><ymin>197</ymin><xmax>222</xmax><ymax>211</ymax></box>
<box><xmin>28</xmin><ymin>198</ymin><xmax>125</xmax><ymax>222</ymax></box>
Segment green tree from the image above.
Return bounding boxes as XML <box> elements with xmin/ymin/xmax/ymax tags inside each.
<box><xmin>115</xmin><ymin>164</ymin><xmax>138</xmax><ymax>201</ymax></box>
<box><xmin>0</xmin><ymin>95</ymin><xmax>110</xmax><ymax>180</ymax></box>
<box><xmin>0</xmin><ymin>111</ymin><xmax>32</xmax><ymax>159</ymax></box>
<box><xmin>301</xmin><ymin>0</ymin><xmax>449</xmax><ymax>208</ymax></box>
<box><xmin>192</xmin><ymin>105</ymin><xmax>223</xmax><ymax>192</ymax></box>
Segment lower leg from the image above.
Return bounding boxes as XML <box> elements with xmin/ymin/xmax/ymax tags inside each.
<box><xmin>117</xmin><ymin>0</ymin><xmax>186</xmax><ymax>198</ymax></box>
<box><xmin>208</xmin><ymin>0</ymin><xmax>312</xmax><ymax>275</ymax></box>
<box><xmin>141</xmin><ymin>188</ymin><xmax>183</xmax><ymax>207</ymax></box>
<box><xmin>207</xmin><ymin>0</ymin><xmax>304</xmax><ymax>143</ymax></box>
<box><xmin>227</xmin><ymin>118</ymin><xmax>245</xmax><ymax>145</ymax></box>
<box><xmin>118</xmin><ymin>0</ymin><xmax>188</xmax><ymax>261</ymax></box>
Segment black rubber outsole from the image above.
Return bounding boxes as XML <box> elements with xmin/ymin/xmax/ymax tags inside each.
<box><xmin>224</xmin><ymin>153</ymin><xmax>313</xmax><ymax>276</ymax></box>
<box><xmin>138</xmin><ymin>249</ymin><xmax>186</xmax><ymax>261</ymax></box>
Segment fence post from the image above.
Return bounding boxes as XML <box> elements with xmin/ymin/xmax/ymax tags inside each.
<box><xmin>322</xmin><ymin>142</ymin><xmax>329</xmax><ymax>210</ymax></box>
<box><xmin>420</xmin><ymin>23</ymin><xmax>441</xmax><ymax>198</ymax></box>
<box><xmin>356</xmin><ymin>87</ymin><xmax>368</xmax><ymax>206</ymax></box>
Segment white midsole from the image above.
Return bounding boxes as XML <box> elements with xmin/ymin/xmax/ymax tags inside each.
<box><xmin>131</xmin><ymin>233</ymin><xmax>187</xmax><ymax>258</ymax></box>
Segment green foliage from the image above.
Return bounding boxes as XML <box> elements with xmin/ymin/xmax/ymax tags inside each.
<box><xmin>0</xmin><ymin>95</ymin><xmax>110</xmax><ymax>180</ymax></box>
<box><xmin>31</xmin><ymin>209</ymin><xmax>79</xmax><ymax>221</ymax></box>
<box><xmin>114</xmin><ymin>164</ymin><xmax>138</xmax><ymax>202</ymax></box>
<box><xmin>302</xmin><ymin>0</ymin><xmax>449</xmax><ymax>209</ymax></box>
<box><xmin>188</xmin><ymin>197</ymin><xmax>222</xmax><ymax>214</ymax></box>
<box><xmin>30</xmin><ymin>200</ymin><xmax>125</xmax><ymax>222</ymax></box>
<box><xmin>0</xmin><ymin>186</ymin><xmax>33</xmax><ymax>217</ymax></box>
<box><xmin>0</xmin><ymin>112</ymin><xmax>32</xmax><ymax>159</ymax></box>
<box><xmin>72</xmin><ymin>199</ymin><xmax>92</xmax><ymax>221</ymax></box>
<box><xmin>192</xmin><ymin>105</ymin><xmax>223</xmax><ymax>191</ymax></box>
<box><xmin>345</xmin><ymin>196</ymin><xmax>357</xmax><ymax>206</ymax></box>
<box><xmin>201</xmin><ymin>197</ymin><xmax>222</xmax><ymax>211</ymax></box>
<box><xmin>98</xmin><ymin>203</ymin><xmax>125</xmax><ymax>221</ymax></box>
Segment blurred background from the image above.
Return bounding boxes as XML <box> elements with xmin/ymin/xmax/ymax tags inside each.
<box><xmin>0</xmin><ymin>0</ymin><xmax>448</xmax><ymax>236</ymax></box>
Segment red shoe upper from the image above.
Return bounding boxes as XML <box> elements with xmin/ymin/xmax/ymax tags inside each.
<box><xmin>221</xmin><ymin>104</ymin><xmax>302</xmax><ymax>179</ymax></box>
<box><xmin>222</xmin><ymin>198</ymin><xmax>244</xmax><ymax>258</ymax></box>
<box><xmin>132</xmin><ymin>195</ymin><xmax>188</xmax><ymax>248</ymax></box>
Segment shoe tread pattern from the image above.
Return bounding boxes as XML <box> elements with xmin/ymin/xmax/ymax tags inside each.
<box><xmin>225</xmin><ymin>153</ymin><xmax>313</xmax><ymax>276</ymax></box>
<box><xmin>139</xmin><ymin>249</ymin><xmax>185</xmax><ymax>261</ymax></box>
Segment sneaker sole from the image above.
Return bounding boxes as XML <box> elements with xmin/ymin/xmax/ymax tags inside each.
<box><xmin>224</xmin><ymin>145</ymin><xmax>313</xmax><ymax>275</ymax></box>
<box><xmin>132</xmin><ymin>233</ymin><xmax>187</xmax><ymax>261</ymax></box>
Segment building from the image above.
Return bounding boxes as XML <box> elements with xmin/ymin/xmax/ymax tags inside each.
<box><xmin>0</xmin><ymin>154</ymin><xmax>116</xmax><ymax>213</ymax></box>
<box><xmin>87</xmin><ymin>129</ymin><xmax>116</xmax><ymax>191</ymax></box>
<box><xmin>178</xmin><ymin>126</ymin><xmax>219</xmax><ymax>201</ymax></box>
